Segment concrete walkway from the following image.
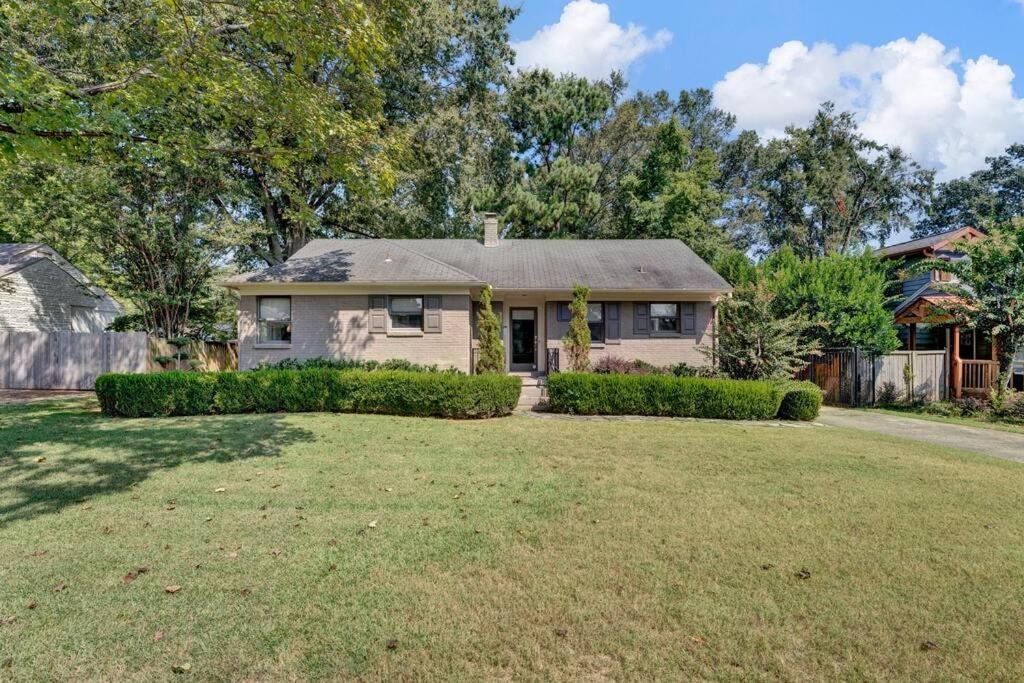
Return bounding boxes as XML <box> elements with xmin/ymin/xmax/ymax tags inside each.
<box><xmin>818</xmin><ymin>407</ymin><xmax>1024</xmax><ymax>463</ymax></box>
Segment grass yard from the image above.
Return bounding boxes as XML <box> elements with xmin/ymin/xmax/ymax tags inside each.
<box><xmin>2</xmin><ymin>399</ymin><xmax>1024</xmax><ymax>680</ymax></box>
<box><xmin>861</xmin><ymin>407</ymin><xmax>1024</xmax><ymax>435</ymax></box>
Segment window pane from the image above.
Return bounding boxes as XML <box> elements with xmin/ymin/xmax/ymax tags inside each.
<box><xmin>588</xmin><ymin>321</ymin><xmax>604</xmax><ymax>342</ymax></box>
<box><xmin>390</xmin><ymin>296</ymin><xmax>423</xmax><ymax>314</ymax></box>
<box><xmin>650</xmin><ymin>302</ymin><xmax>679</xmax><ymax>333</ymax></box>
<box><xmin>259</xmin><ymin>297</ymin><xmax>290</xmax><ymax>322</ymax></box>
<box><xmin>390</xmin><ymin>296</ymin><xmax>423</xmax><ymax>329</ymax></box>
<box><xmin>259</xmin><ymin>320</ymin><xmax>291</xmax><ymax>342</ymax></box>
<box><xmin>587</xmin><ymin>303</ymin><xmax>603</xmax><ymax>322</ymax></box>
<box><xmin>511</xmin><ymin>309</ymin><xmax>535</xmax><ymax>320</ymax></box>
<box><xmin>650</xmin><ymin>303</ymin><xmax>678</xmax><ymax>318</ymax></box>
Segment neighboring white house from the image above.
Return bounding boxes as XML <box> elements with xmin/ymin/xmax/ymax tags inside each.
<box><xmin>0</xmin><ymin>243</ymin><xmax>122</xmax><ymax>332</ymax></box>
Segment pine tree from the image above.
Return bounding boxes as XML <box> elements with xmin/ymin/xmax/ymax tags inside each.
<box><xmin>475</xmin><ymin>284</ymin><xmax>505</xmax><ymax>374</ymax></box>
<box><xmin>563</xmin><ymin>284</ymin><xmax>592</xmax><ymax>371</ymax></box>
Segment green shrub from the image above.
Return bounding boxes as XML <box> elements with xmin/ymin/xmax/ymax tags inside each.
<box><xmin>95</xmin><ymin>370</ymin><xmax>521</xmax><ymax>419</ymax></box>
<box><xmin>546</xmin><ymin>373</ymin><xmax>784</xmax><ymax>420</ymax></box>
<box><xmin>254</xmin><ymin>357</ymin><xmax>461</xmax><ymax>373</ymax></box>
<box><xmin>775</xmin><ymin>381</ymin><xmax>823</xmax><ymax>421</ymax></box>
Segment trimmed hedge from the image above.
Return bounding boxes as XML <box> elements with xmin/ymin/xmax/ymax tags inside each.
<box><xmin>546</xmin><ymin>372</ymin><xmax>785</xmax><ymax>420</ymax></box>
<box><xmin>95</xmin><ymin>370</ymin><xmax>521</xmax><ymax>419</ymax></box>
<box><xmin>775</xmin><ymin>381</ymin><xmax>823</xmax><ymax>421</ymax></box>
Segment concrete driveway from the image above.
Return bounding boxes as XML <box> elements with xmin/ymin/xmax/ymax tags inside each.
<box><xmin>818</xmin><ymin>407</ymin><xmax>1024</xmax><ymax>463</ymax></box>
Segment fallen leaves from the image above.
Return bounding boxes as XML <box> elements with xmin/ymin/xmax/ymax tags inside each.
<box><xmin>269</xmin><ymin>548</ymin><xmax>283</xmax><ymax>557</ymax></box>
<box><xmin>0</xmin><ymin>616</ymin><xmax>16</xmax><ymax>627</ymax></box>
<box><xmin>554</xmin><ymin>628</ymin><xmax>568</xmax><ymax>638</ymax></box>
<box><xmin>53</xmin><ymin>582</ymin><xmax>67</xmax><ymax>593</ymax></box>
<box><xmin>164</xmin><ymin>585</ymin><xmax>181</xmax><ymax>594</ymax></box>
<box><xmin>153</xmin><ymin>630</ymin><xmax>166</xmax><ymax>642</ymax></box>
<box><xmin>240</xmin><ymin>588</ymin><xmax>252</xmax><ymax>598</ymax></box>
<box><xmin>367</xmin><ymin>519</ymin><xmax>378</xmax><ymax>529</ymax></box>
<box><xmin>214</xmin><ymin>487</ymin><xmax>226</xmax><ymax>493</ymax></box>
<box><xmin>171</xmin><ymin>662</ymin><xmax>192</xmax><ymax>674</ymax></box>
<box><xmin>26</xmin><ymin>600</ymin><xmax>36</xmax><ymax>610</ymax></box>
<box><xmin>920</xmin><ymin>640</ymin><xmax>939</xmax><ymax>651</ymax></box>
<box><xmin>386</xmin><ymin>639</ymin><xmax>398</xmax><ymax>650</ymax></box>
<box><xmin>795</xmin><ymin>569</ymin><xmax>812</xmax><ymax>580</ymax></box>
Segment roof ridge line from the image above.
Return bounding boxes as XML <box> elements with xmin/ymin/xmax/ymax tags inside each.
<box><xmin>380</xmin><ymin>238</ymin><xmax>483</xmax><ymax>282</ymax></box>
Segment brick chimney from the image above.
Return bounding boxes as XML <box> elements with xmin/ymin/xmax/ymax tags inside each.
<box><xmin>483</xmin><ymin>212</ymin><xmax>500</xmax><ymax>247</ymax></box>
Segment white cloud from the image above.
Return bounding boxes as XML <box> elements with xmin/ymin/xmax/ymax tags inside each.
<box><xmin>512</xmin><ymin>0</ymin><xmax>671</xmax><ymax>80</ymax></box>
<box><xmin>713</xmin><ymin>34</ymin><xmax>1024</xmax><ymax>179</ymax></box>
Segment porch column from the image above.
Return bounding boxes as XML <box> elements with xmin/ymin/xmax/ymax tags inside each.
<box><xmin>951</xmin><ymin>325</ymin><xmax>962</xmax><ymax>399</ymax></box>
<box><xmin>908</xmin><ymin>323</ymin><xmax>917</xmax><ymax>351</ymax></box>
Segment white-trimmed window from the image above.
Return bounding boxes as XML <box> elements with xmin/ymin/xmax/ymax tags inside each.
<box><xmin>650</xmin><ymin>303</ymin><xmax>680</xmax><ymax>333</ymax></box>
<box><xmin>258</xmin><ymin>296</ymin><xmax>291</xmax><ymax>343</ymax></box>
<box><xmin>389</xmin><ymin>296</ymin><xmax>424</xmax><ymax>330</ymax></box>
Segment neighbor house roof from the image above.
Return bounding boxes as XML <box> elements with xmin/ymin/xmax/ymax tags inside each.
<box><xmin>0</xmin><ymin>243</ymin><xmax>47</xmax><ymax>278</ymax></box>
<box><xmin>0</xmin><ymin>243</ymin><xmax>121</xmax><ymax>308</ymax></box>
<box><xmin>875</xmin><ymin>226</ymin><xmax>986</xmax><ymax>259</ymax></box>
<box><xmin>225</xmin><ymin>238</ymin><xmax>732</xmax><ymax>292</ymax></box>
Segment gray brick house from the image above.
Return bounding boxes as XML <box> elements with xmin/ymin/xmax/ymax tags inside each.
<box><xmin>222</xmin><ymin>216</ymin><xmax>733</xmax><ymax>373</ymax></box>
<box><xmin>0</xmin><ymin>243</ymin><xmax>122</xmax><ymax>333</ymax></box>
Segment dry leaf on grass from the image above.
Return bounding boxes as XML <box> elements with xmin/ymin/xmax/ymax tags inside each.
<box><xmin>53</xmin><ymin>582</ymin><xmax>66</xmax><ymax>593</ymax></box>
<box><xmin>153</xmin><ymin>630</ymin><xmax>165</xmax><ymax>642</ymax></box>
<box><xmin>26</xmin><ymin>601</ymin><xmax>36</xmax><ymax>610</ymax></box>
<box><xmin>920</xmin><ymin>640</ymin><xmax>939</xmax><ymax>651</ymax></box>
<box><xmin>270</xmin><ymin>548</ymin><xmax>282</xmax><ymax>557</ymax></box>
<box><xmin>214</xmin><ymin>488</ymin><xmax>226</xmax><ymax>493</ymax></box>
<box><xmin>164</xmin><ymin>585</ymin><xmax>181</xmax><ymax>594</ymax></box>
<box><xmin>386</xmin><ymin>639</ymin><xmax>398</xmax><ymax>650</ymax></box>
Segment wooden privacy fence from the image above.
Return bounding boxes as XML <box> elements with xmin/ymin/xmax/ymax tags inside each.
<box><xmin>0</xmin><ymin>331</ymin><xmax>237</xmax><ymax>390</ymax></box>
<box><xmin>798</xmin><ymin>349</ymin><xmax>948</xmax><ymax>406</ymax></box>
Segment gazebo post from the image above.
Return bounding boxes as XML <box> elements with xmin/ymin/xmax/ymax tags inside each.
<box><xmin>908</xmin><ymin>323</ymin><xmax>917</xmax><ymax>351</ymax></box>
<box><xmin>951</xmin><ymin>325</ymin><xmax>962</xmax><ymax>399</ymax></box>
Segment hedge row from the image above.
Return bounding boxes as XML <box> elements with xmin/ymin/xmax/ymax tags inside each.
<box><xmin>546</xmin><ymin>373</ymin><xmax>822</xmax><ymax>421</ymax></box>
<box><xmin>95</xmin><ymin>369</ymin><xmax>522</xmax><ymax>419</ymax></box>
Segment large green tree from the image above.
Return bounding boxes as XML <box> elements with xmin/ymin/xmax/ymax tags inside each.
<box><xmin>3</xmin><ymin>0</ymin><xmax>519</xmax><ymax>267</ymax></box>
<box><xmin>733</xmin><ymin>104</ymin><xmax>933</xmax><ymax>257</ymax></box>
<box><xmin>917</xmin><ymin>144</ymin><xmax>1024</xmax><ymax>237</ymax></box>
<box><xmin>762</xmin><ymin>246</ymin><xmax>900</xmax><ymax>355</ymax></box>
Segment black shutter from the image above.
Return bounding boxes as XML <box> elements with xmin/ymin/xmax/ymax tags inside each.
<box><xmin>633</xmin><ymin>302</ymin><xmax>649</xmax><ymax>335</ymax></box>
<box><xmin>368</xmin><ymin>295</ymin><xmax>387</xmax><ymax>333</ymax></box>
<box><xmin>605</xmin><ymin>302</ymin><xmax>620</xmax><ymax>344</ymax></box>
<box><xmin>682</xmin><ymin>303</ymin><xmax>697</xmax><ymax>335</ymax></box>
<box><xmin>424</xmin><ymin>296</ymin><xmax>442</xmax><ymax>333</ymax></box>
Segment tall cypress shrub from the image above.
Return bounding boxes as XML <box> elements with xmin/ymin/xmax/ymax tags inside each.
<box><xmin>476</xmin><ymin>284</ymin><xmax>505</xmax><ymax>374</ymax></box>
<box><xmin>563</xmin><ymin>284</ymin><xmax>591</xmax><ymax>371</ymax></box>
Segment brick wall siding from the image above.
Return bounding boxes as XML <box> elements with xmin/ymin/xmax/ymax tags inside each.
<box><xmin>238</xmin><ymin>294</ymin><xmax>472</xmax><ymax>372</ymax></box>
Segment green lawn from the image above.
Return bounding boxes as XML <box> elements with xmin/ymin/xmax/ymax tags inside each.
<box><xmin>861</xmin><ymin>407</ymin><xmax>1024</xmax><ymax>435</ymax></box>
<box><xmin>2</xmin><ymin>399</ymin><xmax>1024</xmax><ymax>680</ymax></box>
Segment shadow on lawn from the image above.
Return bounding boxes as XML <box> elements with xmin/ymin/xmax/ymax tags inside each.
<box><xmin>0</xmin><ymin>399</ymin><xmax>314</xmax><ymax>527</ymax></box>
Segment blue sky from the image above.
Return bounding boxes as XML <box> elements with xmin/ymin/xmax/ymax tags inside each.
<box><xmin>509</xmin><ymin>1</ymin><xmax>1024</xmax><ymax>179</ymax></box>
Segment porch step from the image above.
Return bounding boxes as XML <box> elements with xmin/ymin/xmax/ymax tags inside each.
<box><xmin>515</xmin><ymin>376</ymin><xmax>548</xmax><ymax>411</ymax></box>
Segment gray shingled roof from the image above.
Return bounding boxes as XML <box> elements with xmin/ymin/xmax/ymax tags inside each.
<box><xmin>225</xmin><ymin>238</ymin><xmax>732</xmax><ymax>291</ymax></box>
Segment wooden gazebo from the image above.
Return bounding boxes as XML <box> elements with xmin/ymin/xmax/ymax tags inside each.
<box><xmin>893</xmin><ymin>289</ymin><xmax>999</xmax><ymax>399</ymax></box>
